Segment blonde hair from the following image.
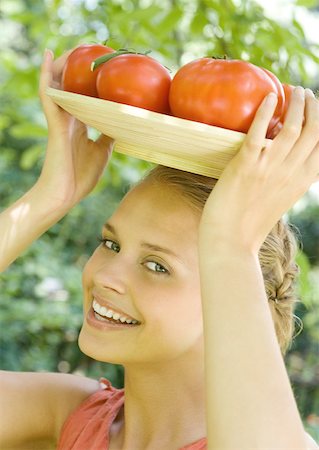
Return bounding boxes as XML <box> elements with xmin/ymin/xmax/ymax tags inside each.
<box><xmin>136</xmin><ymin>165</ymin><xmax>302</xmax><ymax>356</ymax></box>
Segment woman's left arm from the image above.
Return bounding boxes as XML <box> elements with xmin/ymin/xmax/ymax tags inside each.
<box><xmin>199</xmin><ymin>88</ymin><xmax>319</xmax><ymax>449</ymax></box>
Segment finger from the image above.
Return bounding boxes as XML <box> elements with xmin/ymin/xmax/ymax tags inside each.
<box><xmin>95</xmin><ymin>133</ymin><xmax>114</xmax><ymax>152</ymax></box>
<box><xmin>304</xmin><ymin>141</ymin><xmax>319</xmax><ymax>182</ymax></box>
<box><xmin>39</xmin><ymin>49</ymin><xmax>60</xmax><ymax>119</ymax></box>
<box><xmin>72</xmin><ymin>118</ymin><xmax>88</xmax><ymax>140</ymax></box>
<box><xmin>39</xmin><ymin>49</ymin><xmax>53</xmax><ymax>98</ymax></box>
<box><xmin>52</xmin><ymin>48</ymin><xmax>75</xmax><ymax>85</ymax></box>
<box><xmin>240</xmin><ymin>93</ymin><xmax>278</xmax><ymax>161</ymax></box>
<box><xmin>91</xmin><ymin>134</ymin><xmax>115</xmax><ymax>169</ymax></box>
<box><xmin>282</xmin><ymin>86</ymin><xmax>305</xmax><ymax>129</ymax></box>
<box><xmin>285</xmin><ymin>88</ymin><xmax>319</xmax><ymax>170</ymax></box>
<box><xmin>272</xmin><ymin>87</ymin><xmax>305</xmax><ymax>159</ymax></box>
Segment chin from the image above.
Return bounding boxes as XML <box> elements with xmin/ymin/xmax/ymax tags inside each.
<box><xmin>78</xmin><ymin>327</ymin><xmax>92</xmax><ymax>355</ymax></box>
<box><xmin>78</xmin><ymin>324</ymin><xmax>133</xmax><ymax>365</ymax></box>
<box><xmin>78</xmin><ymin>325</ymin><xmax>113</xmax><ymax>363</ymax></box>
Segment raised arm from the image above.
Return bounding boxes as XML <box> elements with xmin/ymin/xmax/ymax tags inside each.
<box><xmin>199</xmin><ymin>88</ymin><xmax>319</xmax><ymax>449</ymax></box>
<box><xmin>0</xmin><ymin>49</ymin><xmax>114</xmax><ymax>272</ymax></box>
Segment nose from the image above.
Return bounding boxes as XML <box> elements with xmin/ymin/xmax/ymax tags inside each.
<box><xmin>92</xmin><ymin>255</ymin><xmax>129</xmax><ymax>295</ymax></box>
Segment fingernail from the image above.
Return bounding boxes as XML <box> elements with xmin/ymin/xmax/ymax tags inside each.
<box><xmin>44</xmin><ymin>48</ymin><xmax>53</xmax><ymax>60</ymax></box>
<box><xmin>293</xmin><ymin>86</ymin><xmax>304</xmax><ymax>97</ymax></box>
<box><xmin>305</xmin><ymin>88</ymin><xmax>315</xmax><ymax>98</ymax></box>
<box><xmin>265</xmin><ymin>92</ymin><xmax>278</xmax><ymax>106</ymax></box>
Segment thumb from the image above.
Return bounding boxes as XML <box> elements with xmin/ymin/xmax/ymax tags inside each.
<box><xmin>95</xmin><ymin>133</ymin><xmax>115</xmax><ymax>154</ymax></box>
<box><xmin>90</xmin><ymin>134</ymin><xmax>115</xmax><ymax>170</ymax></box>
<box><xmin>39</xmin><ymin>49</ymin><xmax>60</xmax><ymax>121</ymax></box>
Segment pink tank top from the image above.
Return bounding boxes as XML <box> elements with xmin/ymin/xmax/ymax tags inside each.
<box><xmin>57</xmin><ymin>378</ymin><xmax>207</xmax><ymax>450</ymax></box>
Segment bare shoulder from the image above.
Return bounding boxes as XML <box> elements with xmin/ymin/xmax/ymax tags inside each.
<box><xmin>305</xmin><ymin>431</ymin><xmax>319</xmax><ymax>450</ymax></box>
<box><xmin>45</xmin><ymin>371</ymin><xmax>101</xmax><ymax>438</ymax></box>
<box><xmin>32</xmin><ymin>371</ymin><xmax>101</xmax><ymax>440</ymax></box>
<box><xmin>0</xmin><ymin>370</ymin><xmax>100</xmax><ymax>449</ymax></box>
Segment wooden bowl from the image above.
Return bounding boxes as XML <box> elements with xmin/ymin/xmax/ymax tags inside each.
<box><xmin>46</xmin><ymin>87</ymin><xmax>250</xmax><ymax>179</ymax></box>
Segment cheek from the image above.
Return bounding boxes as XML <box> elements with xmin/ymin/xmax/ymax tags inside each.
<box><xmin>147</xmin><ymin>290</ymin><xmax>203</xmax><ymax>359</ymax></box>
<box><xmin>82</xmin><ymin>251</ymin><xmax>99</xmax><ymax>289</ymax></box>
<box><xmin>143</xmin><ymin>281</ymin><xmax>203</xmax><ymax>332</ymax></box>
<box><xmin>179</xmin><ymin>288</ymin><xmax>203</xmax><ymax>331</ymax></box>
<box><xmin>175</xmin><ymin>281</ymin><xmax>203</xmax><ymax>335</ymax></box>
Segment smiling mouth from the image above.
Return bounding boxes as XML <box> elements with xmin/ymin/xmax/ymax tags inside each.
<box><xmin>92</xmin><ymin>311</ymin><xmax>139</xmax><ymax>327</ymax></box>
<box><xmin>91</xmin><ymin>309</ymin><xmax>141</xmax><ymax>328</ymax></box>
<box><xmin>92</xmin><ymin>298</ymin><xmax>141</xmax><ymax>325</ymax></box>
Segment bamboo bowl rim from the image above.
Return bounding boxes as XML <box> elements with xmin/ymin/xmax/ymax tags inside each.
<box><xmin>46</xmin><ymin>87</ymin><xmax>258</xmax><ymax>179</ymax></box>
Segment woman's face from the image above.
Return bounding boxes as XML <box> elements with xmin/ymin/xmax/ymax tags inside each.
<box><xmin>79</xmin><ymin>181</ymin><xmax>204</xmax><ymax>366</ymax></box>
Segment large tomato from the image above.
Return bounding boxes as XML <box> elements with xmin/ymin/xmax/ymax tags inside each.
<box><xmin>169</xmin><ymin>58</ymin><xmax>283</xmax><ymax>134</ymax></box>
<box><xmin>62</xmin><ymin>44</ymin><xmax>115</xmax><ymax>97</ymax></box>
<box><xmin>95</xmin><ymin>53</ymin><xmax>171</xmax><ymax>114</ymax></box>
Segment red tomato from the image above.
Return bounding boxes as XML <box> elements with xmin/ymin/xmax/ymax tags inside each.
<box><xmin>169</xmin><ymin>58</ymin><xmax>283</xmax><ymax>134</ymax></box>
<box><xmin>62</xmin><ymin>44</ymin><xmax>115</xmax><ymax>97</ymax></box>
<box><xmin>281</xmin><ymin>84</ymin><xmax>295</xmax><ymax>121</ymax></box>
<box><xmin>96</xmin><ymin>53</ymin><xmax>171</xmax><ymax>114</ymax></box>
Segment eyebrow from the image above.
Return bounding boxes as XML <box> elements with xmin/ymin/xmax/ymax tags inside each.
<box><xmin>103</xmin><ymin>222</ymin><xmax>181</xmax><ymax>261</ymax></box>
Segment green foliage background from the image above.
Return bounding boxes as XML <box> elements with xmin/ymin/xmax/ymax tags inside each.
<box><xmin>0</xmin><ymin>0</ymin><xmax>318</xmax><ymax>440</ymax></box>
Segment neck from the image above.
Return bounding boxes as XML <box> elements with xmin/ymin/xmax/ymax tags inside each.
<box><xmin>116</xmin><ymin>346</ymin><xmax>207</xmax><ymax>450</ymax></box>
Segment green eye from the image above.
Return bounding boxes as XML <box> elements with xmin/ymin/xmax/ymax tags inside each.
<box><xmin>145</xmin><ymin>261</ymin><xmax>168</xmax><ymax>274</ymax></box>
<box><xmin>98</xmin><ymin>237</ymin><xmax>120</xmax><ymax>253</ymax></box>
<box><xmin>105</xmin><ymin>239</ymin><xmax>120</xmax><ymax>253</ymax></box>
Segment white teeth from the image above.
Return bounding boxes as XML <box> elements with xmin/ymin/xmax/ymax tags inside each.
<box><xmin>100</xmin><ymin>306</ymin><xmax>107</xmax><ymax>316</ymax></box>
<box><xmin>92</xmin><ymin>298</ymin><xmax>139</xmax><ymax>325</ymax></box>
<box><xmin>95</xmin><ymin>302</ymin><xmax>101</xmax><ymax>314</ymax></box>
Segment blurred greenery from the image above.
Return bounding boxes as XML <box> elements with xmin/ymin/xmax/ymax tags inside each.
<box><xmin>0</xmin><ymin>0</ymin><xmax>318</xmax><ymax>441</ymax></box>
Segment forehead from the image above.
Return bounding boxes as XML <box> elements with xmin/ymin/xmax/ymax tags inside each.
<box><xmin>110</xmin><ymin>181</ymin><xmax>200</xmax><ymax>249</ymax></box>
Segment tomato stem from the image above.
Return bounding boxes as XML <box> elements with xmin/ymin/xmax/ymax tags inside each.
<box><xmin>91</xmin><ymin>49</ymin><xmax>152</xmax><ymax>71</ymax></box>
<box><xmin>209</xmin><ymin>55</ymin><xmax>228</xmax><ymax>60</ymax></box>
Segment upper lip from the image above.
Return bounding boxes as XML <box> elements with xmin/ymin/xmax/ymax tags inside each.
<box><xmin>91</xmin><ymin>291</ymin><xmax>140</xmax><ymax>322</ymax></box>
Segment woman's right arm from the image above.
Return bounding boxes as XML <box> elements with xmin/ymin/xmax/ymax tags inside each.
<box><xmin>0</xmin><ymin>49</ymin><xmax>114</xmax><ymax>446</ymax></box>
<box><xmin>0</xmin><ymin>183</ymin><xmax>73</xmax><ymax>272</ymax></box>
<box><xmin>0</xmin><ymin>49</ymin><xmax>114</xmax><ymax>272</ymax></box>
<box><xmin>0</xmin><ymin>371</ymin><xmax>100</xmax><ymax>449</ymax></box>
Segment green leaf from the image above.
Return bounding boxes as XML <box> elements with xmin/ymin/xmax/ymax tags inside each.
<box><xmin>295</xmin><ymin>250</ymin><xmax>315</xmax><ymax>309</ymax></box>
<box><xmin>295</xmin><ymin>0</ymin><xmax>318</xmax><ymax>7</ymax></box>
<box><xmin>9</xmin><ymin>11</ymin><xmax>36</xmax><ymax>24</ymax></box>
<box><xmin>0</xmin><ymin>115</ymin><xmax>11</xmax><ymax>131</ymax></box>
<box><xmin>10</xmin><ymin>123</ymin><xmax>47</xmax><ymax>139</ymax></box>
<box><xmin>20</xmin><ymin>144</ymin><xmax>43</xmax><ymax>170</ymax></box>
<box><xmin>129</xmin><ymin>4</ymin><xmax>163</xmax><ymax>23</ymax></box>
<box><xmin>190</xmin><ymin>10</ymin><xmax>208</xmax><ymax>35</ymax></box>
<box><xmin>292</xmin><ymin>18</ymin><xmax>306</xmax><ymax>40</ymax></box>
<box><xmin>156</xmin><ymin>8</ymin><xmax>184</xmax><ymax>37</ymax></box>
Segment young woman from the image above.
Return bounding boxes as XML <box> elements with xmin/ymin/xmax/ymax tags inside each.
<box><xmin>0</xmin><ymin>49</ymin><xmax>318</xmax><ymax>450</ymax></box>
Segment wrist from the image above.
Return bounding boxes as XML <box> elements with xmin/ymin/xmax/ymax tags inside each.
<box><xmin>28</xmin><ymin>182</ymin><xmax>75</xmax><ymax>222</ymax></box>
<box><xmin>33</xmin><ymin>177</ymin><xmax>77</xmax><ymax>212</ymax></box>
<box><xmin>198</xmin><ymin>225</ymin><xmax>259</xmax><ymax>258</ymax></box>
<box><xmin>0</xmin><ymin>184</ymin><xmax>73</xmax><ymax>272</ymax></box>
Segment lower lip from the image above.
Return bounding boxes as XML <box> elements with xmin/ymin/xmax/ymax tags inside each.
<box><xmin>86</xmin><ymin>307</ymin><xmax>140</xmax><ymax>331</ymax></box>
